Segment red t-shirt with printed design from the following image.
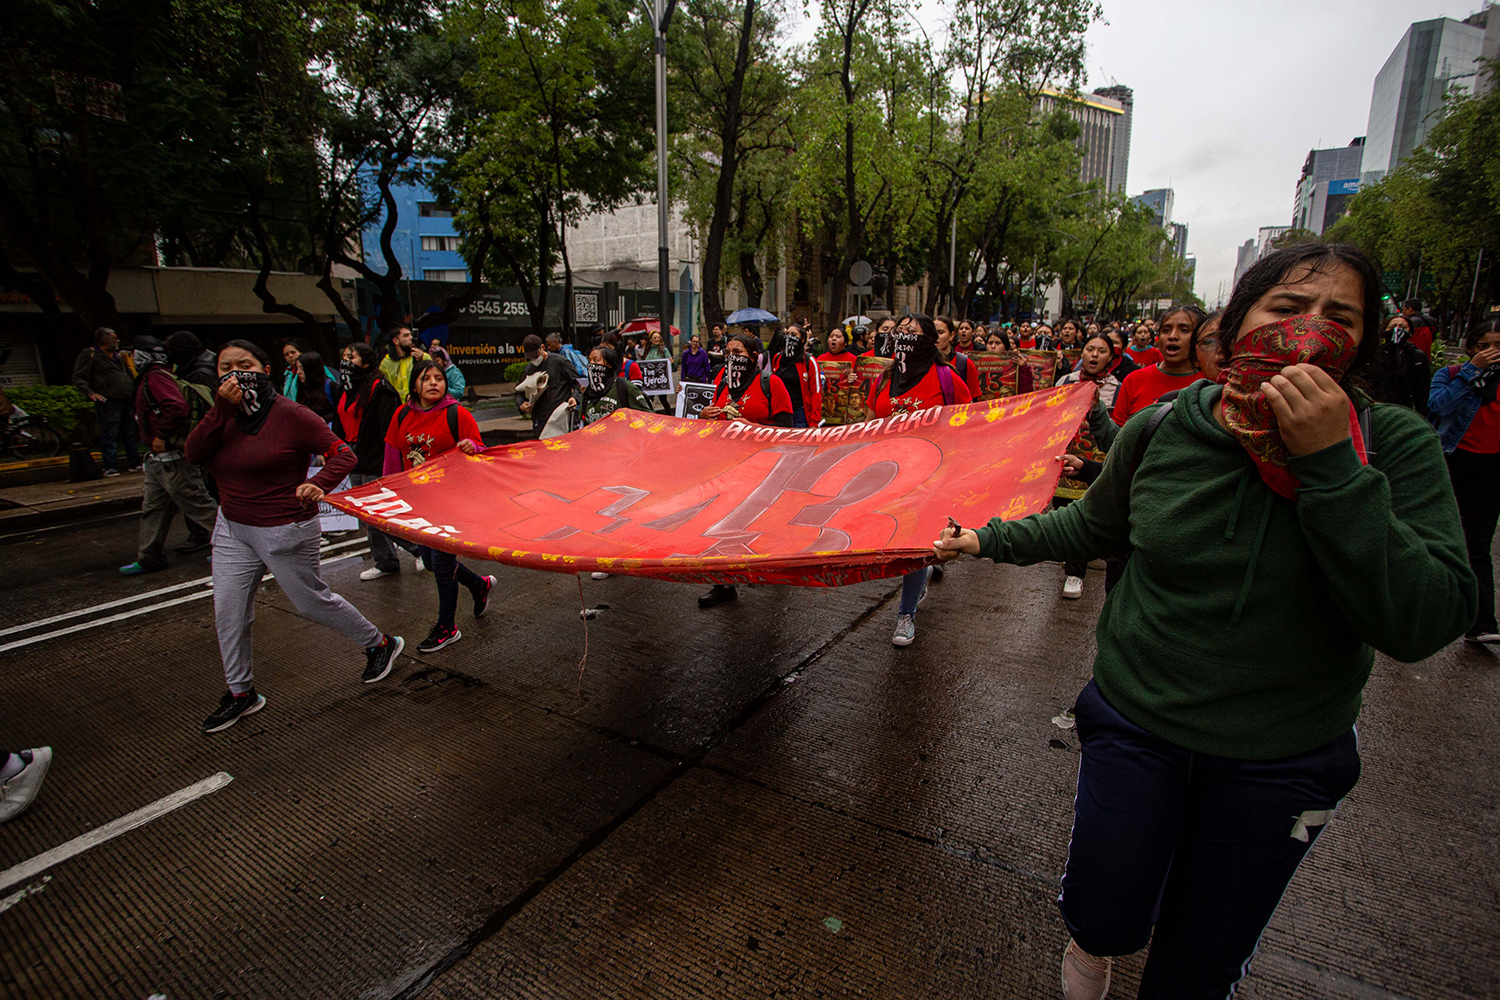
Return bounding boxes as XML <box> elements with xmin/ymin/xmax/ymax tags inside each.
<box><xmin>865</xmin><ymin>364</ymin><xmax>973</xmax><ymax>417</ymax></box>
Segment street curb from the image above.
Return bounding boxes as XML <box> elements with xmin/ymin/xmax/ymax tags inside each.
<box><xmin>0</xmin><ymin>495</ymin><xmax>143</xmax><ymax>537</ymax></box>
<box><xmin>0</xmin><ymin>430</ymin><xmax>531</xmax><ymax>535</ymax></box>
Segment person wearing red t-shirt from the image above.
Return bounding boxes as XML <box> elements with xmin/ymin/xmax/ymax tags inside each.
<box><xmin>1123</xmin><ymin>322</ymin><xmax>1164</xmax><ymax>367</ymax></box>
<box><xmin>770</xmin><ymin>324</ymin><xmax>823</xmax><ymax>427</ymax></box>
<box><xmin>384</xmin><ymin>360</ymin><xmax>496</xmax><ymax>654</ymax></box>
<box><xmin>862</xmin><ymin>316</ymin><xmax>898</xmax><ymax>358</ymax></box>
<box><xmin>1112</xmin><ymin>306</ymin><xmax>1206</xmax><ymax>424</ymax></box>
<box><xmin>1430</xmin><ymin>320</ymin><xmax>1500</xmax><ymax>642</ymax></box>
<box><xmin>935</xmin><ymin>315</ymin><xmax>981</xmax><ymax>399</ymax></box>
<box><xmin>697</xmin><ymin>335</ymin><xmax>794</xmax><ymax>609</ymax></box>
<box><xmin>864</xmin><ymin>314</ymin><xmax>972</xmax><ymax>648</ymax></box>
<box><xmin>816</xmin><ymin>327</ymin><xmax>858</xmax><ymax>364</ymax></box>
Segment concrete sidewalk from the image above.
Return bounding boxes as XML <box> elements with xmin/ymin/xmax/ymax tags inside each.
<box><xmin>0</xmin><ymin>472</ymin><xmax>146</xmax><ymax>534</ymax></box>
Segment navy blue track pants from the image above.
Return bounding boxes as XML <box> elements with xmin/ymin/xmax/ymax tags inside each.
<box><xmin>1062</xmin><ymin>680</ymin><xmax>1361</xmax><ymax>998</ymax></box>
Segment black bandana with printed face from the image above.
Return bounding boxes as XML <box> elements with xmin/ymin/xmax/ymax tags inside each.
<box><xmin>724</xmin><ymin>354</ymin><xmax>755</xmax><ymax>398</ymax></box>
<box><xmin>890</xmin><ymin>325</ymin><xmax>937</xmax><ymax>396</ymax></box>
<box><xmin>781</xmin><ymin>334</ymin><xmax>803</xmax><ymax>362</ymax></box>
<box><xmin>586</xmin><ymin>361</ymin><xmax>612</xmax><ymax>397</ymax></box>
<box><xmin>223</xmin><ymin>370</ymin><xmax>276</xmax><ymax>435</ymax></box>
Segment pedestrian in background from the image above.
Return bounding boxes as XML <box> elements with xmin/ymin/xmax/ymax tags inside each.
<box><xmin>120</xmin><ymin>336</ymin><xmax>218</xmax><ymax>574</ymax></box>
<box><xmin>1401</xmin><ymin>299</ymin><xmax>1437</xmax><ymax>356</ymax></box>
<box><xmin>1191</xmin><ymin>311</ymin><xmax>1224</xmax><ymax>382</ymax></box>
<box><xmin>165</xmin><ymin>330</ymin><xmax>218</xmax><ymax>389</ymax></box>
<box><xmin>280</xmin><ymin>339</ymin><xmax>303</xmax><ymax>399</ymax></box>
<box><xmin>379</xmin><ymin>325</ymin><xmax>429</xmax><ymax>400</ymax></box>
<box><xmin>71</xmin><ymin>326</ymin><xmax>140</xmax><ymax>477</ymax></box>
<box><xmin>294</xmin><ymin>350</ymin><xmax>336</xmax><ymax>424</ymax></box>
<box><xmin>1112</xmin><ymin>306</ymin><xmax>1204</xmax><ymax>424</ymax></box>
<box><xmin>1428</xmin><ymin>319</ymin><xmax>1500</xmax><ymax>644</ymax></box>
<box><xmin>1370</xmin><ymin>314</ymin><xmax>1431</xmax><ymax>415</ymax></box>
<box><xmin>187</xmin><ymin>340</ymin><xmax>403</xmax><ymax>734</ymax></box>
<box><xmin>768</xmin><ymin>324</ymin><xmax>822</xmax><ymax>428</ymax></box>
<box><xmin>384</xmin><ymin>359</ymin><xmax>495</xmax><ymax>653</ymax></box>
<box><xmin>335</xmin><ymin>343</ymin><xmax>424</xmax><ymax>581</ymax></box>
<box><xmin>516</xmin><ymin>334</ymin><xmax>580</xmax><ymax>438</ymax></box>
<box><xmin>680</xmin><ymin>335</ymin><xmax>712</xmax><ymax>383</ymax></box>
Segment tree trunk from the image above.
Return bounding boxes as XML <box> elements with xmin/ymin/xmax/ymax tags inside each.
<box><xmin>700</xmin><ymin>0</ymin><xmax>758</xmax><ymax>331</ymax></box>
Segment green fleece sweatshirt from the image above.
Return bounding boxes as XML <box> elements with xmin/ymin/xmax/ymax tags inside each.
<box><xmin>976</xmin><ymin>379</ymin><xmax>1476</xmax><ymax>759</ymax></box>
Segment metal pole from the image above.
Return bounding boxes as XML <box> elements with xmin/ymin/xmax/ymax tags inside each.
<box><xmin>1030</xmin><ymin>254</ymin><xmax>1036</xmax><ymax>320</ymax></box>
<box><xmin>948</xmin><ymin>208</ymin><xmax>957</xmax><ymax>314</ymax></box>
<box><xmin>650</xmin><ymin>0</ymin><xmax>678</xmax><ymax>350</ymax></box>
<box><xmin>1469</xmin><ymin>247</ymin><xmax>1484</xmax><ymax>317</ymax></box>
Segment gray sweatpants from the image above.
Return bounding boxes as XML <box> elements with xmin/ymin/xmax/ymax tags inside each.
<box><xmin>211</xmin><ymin>514</ymin><xmax>383</xmax><ymax>693</ymax></box>
<box><xmin>138</xmin><ymin>454</ymin><xmax>219</xmax><ymax>565</ymax></box>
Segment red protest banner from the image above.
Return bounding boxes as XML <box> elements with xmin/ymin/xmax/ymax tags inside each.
<box><xmin>327</xmin><ymin>382</ymin><xmax>1098</xmax><ymax>586</ymax></box>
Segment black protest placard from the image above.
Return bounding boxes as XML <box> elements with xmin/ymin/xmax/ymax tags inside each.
<box><xmin>638</xmin><ymin>358</ymin><xmax>674</xmax><ymax>395</ymax></box>
<box><xmin>676</xmin><ymin>381</ymin><xmax>717</xmax><ymax>418</ymax></box>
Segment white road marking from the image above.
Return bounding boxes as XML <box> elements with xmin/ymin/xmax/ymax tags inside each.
<box><xmin>0</xmin><ymin>537</ymin><xmax>369</xmax><ymax>639</ymax></box>
<box><xmin>0</xmin><ymin>875</ymin><xmax>50</xmax><ymax>914</ymax></box>
<box><xmin>0</xmin><ymin>549</ymin><xmax>369</xmax><ymax>653</ymax></box>
<box><xmin>0</xmin><ymin>577</ymin><xmax>212</xmax><ymax>637</ymax></box>
<box><xmin>0</xmin><ymin>773</ymin><xmax>233</xmax><ymax>893</ymax></box>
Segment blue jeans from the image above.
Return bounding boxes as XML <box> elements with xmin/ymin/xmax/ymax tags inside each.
<box><xmin>417</xmin><ymin>545</ymin><xmax>484</xmax><ymax>628</ymax></box>
<box><xmin>1063</xmin><ymin>680</ymin><xmax>1360</xmax><ymax>997</ymax></box>
<box><xmin>791</xmin><ymin>403</ymin><xmax>808</xmax><ymax>428</ymax></box>
<box><xmin>95</xmin><ymin>399</ymin><xmax>139</xmax><ymax>471</ymax></box>
<box><xmin>898</xmin><ymin>566</ymin><xmax>931</xmax><ymax>615</ymax></box>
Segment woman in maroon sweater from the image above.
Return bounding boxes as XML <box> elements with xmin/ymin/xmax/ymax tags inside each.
<box><xmin>185</xmin><ymin>340</ymin><xmax>404</xmax><ymax>734</ymax></box>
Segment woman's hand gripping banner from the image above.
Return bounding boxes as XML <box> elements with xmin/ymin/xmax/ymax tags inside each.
<box><xmin>326</xmin><ymin>382</ymin><xmax>1099</xmax><ymax>586</ymax></box>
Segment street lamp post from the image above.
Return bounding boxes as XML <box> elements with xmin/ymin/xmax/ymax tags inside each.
<box><xmin>646</xmin><ymin>0</ymin><xmax>679</xmax><ymax>348</ymax></box>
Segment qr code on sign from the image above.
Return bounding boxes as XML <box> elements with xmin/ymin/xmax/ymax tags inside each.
<box><xmin>574</xmin><ymin>292</ymin><xmax>598</xmax><ymax>323</ymax></box>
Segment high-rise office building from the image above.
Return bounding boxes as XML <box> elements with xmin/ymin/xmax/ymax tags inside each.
<box><xmin>1170</xmin><ymin>222</ymin><xmax>1189</xmax><ymax>262</ymax></box>
<box><xmin>1037</xmin><ymin>87</ymin><xmax>1130</xmax><ymax>192</ymax></box>
<box><xmin>1360</xmin><ymin>16</ymin><xmax>1487</xmax><ymax>184</ymax></box>
<box><xmin>1292</xmin><ymin>138</ymin><xmax>1365</xmax><ymax>234</ymax></box>
<box><xmin>1472</xmin><ymin>7</ymin><xmax>1500</xmax><ymax>96</ymax></box>
<box><xmin>1132</xmin><ymin>188</ymin><xmax>1174</xmax><ymax>228</ymax></box>
<box><xmin>1234</xmin><ymin>239</ymin><xmax>1259</xmax><ymax>288</ymax></box>
<box><xmin>1091</xmin><ymin>84</ymin><xmax>1133</xmax><ymax>193</ymax></box>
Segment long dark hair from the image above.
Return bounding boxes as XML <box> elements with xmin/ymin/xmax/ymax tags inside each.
<box><xmin>218</xmin><ymin>339</ymin><xmax>271</xmax><ymax>369</ymax></box>
<box><xmin>406</xmin><ymin>358</ymin><xmax>448</xmax><ymax>405</ymax></box>
<box><xmin>1465</xmin><ymin>319</ymin><xmax>1500</xmax><ymax>354</ymax></box>
<box><xmin>296</xmin><ymin>351</ymin><xmax>333</xmax><ymax>417</ymax></box>
<box><xmin>1219</xmin><ymin>243</ymin><xmax>1383</xmax><ymax>379</ymax></box>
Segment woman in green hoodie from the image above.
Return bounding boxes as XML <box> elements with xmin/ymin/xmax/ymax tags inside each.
<box><xmin>936</xmin><ymin>244</ymin><xmax>1474</xmax><ymax>1000</ymax></box>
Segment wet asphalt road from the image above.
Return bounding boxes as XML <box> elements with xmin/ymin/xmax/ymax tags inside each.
<box><xmin>0</xmin><ymin>514</ymin><xmax>1496</xmax><ymax>1000</ymax></box>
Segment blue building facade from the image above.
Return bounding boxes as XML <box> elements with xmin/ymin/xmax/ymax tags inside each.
<box><xmin>360</xmin><ymin>171</ymin><xmax>470</xmax><ymax>283</ymax></box>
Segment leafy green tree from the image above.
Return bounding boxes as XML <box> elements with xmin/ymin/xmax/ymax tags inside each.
<box><xmin>670</xmin><ymin>0</ymin><xmax>792</xmax><ymax>327</ymax></box>
<box><xmin>438</xmin><ymin>0</ymin><xmax>653</xmax><ymax>337</ymax></box>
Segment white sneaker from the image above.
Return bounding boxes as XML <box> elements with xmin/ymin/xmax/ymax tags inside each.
<box><xmin>413</xmin><ymin>557</ymin><xmax>429</xmax><ymax>572</ymax></box>
<box><xmin>591</xmin><ymin>572</ymin><xmax>611</xmax><ymax>580</ymax></box>
<box><xmin>1062</xmin><ymin>575</ymin><xmax>1084</xmax><ymax>599</ymax></box>
<box><xmin>0</xmin><ymin>747</ymin><xmax>52</xmax><ymax>823</ymax></box>
<box><xmin>359</xmin><ymin>566</ymin><xmax>396</xmax><ymax>581</ymax></box>
<box><xmin>892</xmin><ymin>614</ymin><xmax>916</xmax><ymax>647</ymax></box>
<box><xmin>1464</xmin><ymin>630</ymin><xmax>1500</xmax><ymax>644</ymax></box>
<box><xmin>1061</xmin><ymin>939</ymin><xmax>1112</xmax><ymax>1000</ymax></box>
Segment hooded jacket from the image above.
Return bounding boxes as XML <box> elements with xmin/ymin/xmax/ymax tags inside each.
<box><xmin>975</xmin><ymin>378</ymin><xmax>1473</xmax><ymax>760</ymax></box>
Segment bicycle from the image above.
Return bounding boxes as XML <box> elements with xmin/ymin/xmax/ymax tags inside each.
<box><xmin>4</xmin><ymin>411</ymin><xmax>63</xmax><ymax>461</ymax></box>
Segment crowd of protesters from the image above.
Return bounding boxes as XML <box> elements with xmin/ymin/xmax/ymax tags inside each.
<box><xmin>8</xmin><ymin>246</ymin><xmax>1493</xmax><ymax>1000</ymax></box>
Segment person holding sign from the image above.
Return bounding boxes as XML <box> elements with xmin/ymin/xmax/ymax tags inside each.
<box><xmin>769</xmin><ymin>324</ymin><xmax>822</xmax><ymax>428</ymax></box>
<box><xmin>696</xmin><ymin>335</ymin><xmax>795</xmax><ymax>610</ymax></box>
<box><xmin>864</xmin><ymin>313</ymin><xmax>971</xmax><ymax>648</ymax></box>
<box><xmin>580</xmin><ymin>346</ymin><xmax>652</xmax><ymax>426</ymax></box>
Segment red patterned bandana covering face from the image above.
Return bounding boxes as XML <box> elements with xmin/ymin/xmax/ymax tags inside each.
<box><xmin>1220</xmin><ymin>315</ymin><xmax>1368</xmax><ymax>499</ymax></box>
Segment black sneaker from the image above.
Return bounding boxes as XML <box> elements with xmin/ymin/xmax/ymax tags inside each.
<box><xmin>417</xmin><ymin>623</ymin><xmax>462</xmax><ymax>653</ymax></box>
<box><xmin>362</xmin><ymin>634</ymin><xmax>404</xmax><ymax>683</ymax></box>
<box><xmin>473</xmin><ymin>575</ymin><xmax>496</xmax><ymax>618</ymax></box>
<box><xmin>175</xmin><ymin>534</ymin><xmax>211</xmax><ymax>554</ymax></box>
<box><xmin>202</xmin><ymin>690</ymin><xmax>266</xmax><ymax>733</ymax></box>
<box><xmin>697</xmin><ymin>584</ymin><xmax>738</xmax><ymax>608</ymax></box>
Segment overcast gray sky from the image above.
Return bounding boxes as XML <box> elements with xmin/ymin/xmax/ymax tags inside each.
<box><xmin>1084</xmin><ymin>0</ymin><xmax>1478</xmax><ymax>304</ymax></box>
<box><xmin>783</xmin><ymin>0</ymin><xmax>1476</xmax><ymax>303</ymax></box>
